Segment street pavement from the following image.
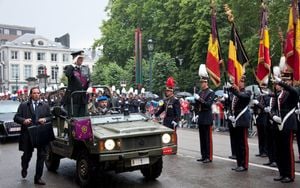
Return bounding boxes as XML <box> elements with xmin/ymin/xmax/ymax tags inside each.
<box><xmin>0</xmin><ymin>128</ymin><xmax>299</xmax><ymax>188</ymax></box>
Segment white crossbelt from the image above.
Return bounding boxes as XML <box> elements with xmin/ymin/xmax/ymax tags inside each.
<box><xmin>278</xmin><ymin>107</ymin><xmax>295</xmax><ymax>131</ymax></box>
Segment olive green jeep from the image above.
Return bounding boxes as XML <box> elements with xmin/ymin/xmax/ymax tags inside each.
<box><xmin>45</xmin><ymin>86</ymin><xmax>177</xmax><ymax>187</ymax></box>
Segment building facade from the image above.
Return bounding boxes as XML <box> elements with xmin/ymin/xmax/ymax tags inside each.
<box><xmin>0</xmin><ymin>33</ymin><xmax>96</xmax><ymax>93</ymax></box>
<box><xmin>0</xmin><ymin>24</ymin><xmax>35</xmax><ymax>45</ymax></box>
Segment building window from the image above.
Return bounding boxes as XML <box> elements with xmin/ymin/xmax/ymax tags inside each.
<box><xmin>63</xmin><ymin>54</ymin><xmax>69</xmax><ymax>62</ymax></box>
<box><xmin>0</xmin><ymin>52</ymin><xmax>1</xmax><ymax>61</ymax></box>
<box><xmin>37</xmin><ymin>65</ymin><xmax>46</xmax><ymax>75</ymax></box>
<box><xmin>4</xmin><ymin>29</ymin><xmax>9</xmax><ymax>35</ymax></box>
<box><xmin>0</xmin><ymin>28</ymin><xmax>3</xmax><ymax>34</ymax></box>
<box><xmin>51</xmin><ymin>53</ymin><xmax>57</xmax><ymax>61</ymax></box>
<box><xmin>51</xmin><ymin>66</ymin><xmax>59</xmax><ymax>81</ymax></box>
<box><xmin>11</xmin><ymin>51</ymin><xmax>18</xmax><ymax>60</ymax></box>
<box><xmin>24</xmin><ymin>51</ymin><xmax>31</xmax><ymax>60</ymax></box>
<box><xmin>37</xmin><ymin>52</ymin><xmax>45</xmax><ymax>61</ymax></box>
<box><xmin>24</xmin><ymin>65</ymin><xmax>32</xmax><ymax>79</ymax></box>
<box><xmin>16</xmin><ymin>30</ymin><xmax>22</xmax><ymax>36</ymax></box>
<box><xmin>11</xmin><ymin>64</ymin><xmax>19</xmax><ymax>80</ymax></box>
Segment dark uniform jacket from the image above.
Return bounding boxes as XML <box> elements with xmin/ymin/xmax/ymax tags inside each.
<box><xmin>194</xmin><ymin>88</ymin><xmax>215</xmax><ymax>126</ymax></box>
<box><xmin>230</xmin><ymin>88</ymin><xmax>251</xmax><ymax>128</ymax></box>
<box><xmin>64</xmin><ymin>64</ymin><xmax>90</xmax><ymax>105</ymax></box>
<box><xmin>14</xmin><ymin>100</ymin><xmax>52</xmax><ymax>151</ymax></box>
<box><xmin>155</xmin><ymin>95</ymin><xmax>181</xmax><ymax>129</ymax></box>
<box><xmin>254</xmin><ymin>93</ymin><xmax>271</xmax><ymax>126</ymax></box>
<box><xmin>271</xmin><ymin>82</ymin><xmax>298</xmax><ymax>131</ymax></box>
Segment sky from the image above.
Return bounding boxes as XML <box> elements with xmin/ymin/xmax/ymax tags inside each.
<box><xmin>0</xmin><ymin>0</ymin><xmax>109</xmax><ymax>49</ymax></box>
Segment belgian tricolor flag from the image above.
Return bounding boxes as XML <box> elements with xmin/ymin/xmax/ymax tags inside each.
<box><xmin>206</xmin><ymin>6</ymin><xmax>221</xmax><ymax>87</ymax></box>
<box><xmin>227</xmin><ymin>23</ymin><xmax>249</xmax><ymax>86</ymax></box>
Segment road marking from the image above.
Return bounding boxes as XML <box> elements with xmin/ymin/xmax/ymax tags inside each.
<box><xmin>177</xmin><ymin>153</ymin><xmax>300</xmax><ymax>176</ymax></box>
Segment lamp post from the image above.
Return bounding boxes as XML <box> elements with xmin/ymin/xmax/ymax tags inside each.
<box><xmin>55</xmin><ymin>65</ymin><xmax>59</xmax><ymax>89</ymax></box>
<box><xmin>15</xmin><ymin>73</ymin><xmax>18</xmax><ymax>93</ymax></box>
<box><xmin>147</xmin><ymin>39</ymin><xmax>154</xmax><ymax>92</ymax></box>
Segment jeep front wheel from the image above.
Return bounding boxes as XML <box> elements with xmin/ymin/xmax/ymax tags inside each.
<box><xmin>76</xmin><ymin>151</ymin><xmax>95</xmax><ymax>187</ymax></box>
<box><xmin>45</xmin><ymin>145</ymin><xmax>60</xmax><ymax>172</ymax></box>
<box><xmin>140</xmin><ymin>157</ymin><xmax>163</xmax><ymax>180</ymax></box>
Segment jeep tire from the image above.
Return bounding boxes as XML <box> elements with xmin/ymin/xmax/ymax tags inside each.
<box><xmin>141</xmin><ymin>157</ymin><xmax>163</xmax><ymax>180</ymax></box>
<box><xmin>76</xmin><ymin>151</ymin><xmax>95</xmax><ymax>187</ymax></box>
<box><xmin>45</xmin><ymin>145</ymin><xmax>60</xmax><ymax>172</ymax></box>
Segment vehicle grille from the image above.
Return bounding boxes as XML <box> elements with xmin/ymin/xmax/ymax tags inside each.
<box><xmin>122</xmin><ymin>135</ymin><xmax>161</xmax><ymax>151</ymax></box>
<box><xmin>5</xmin><ymin>121</ymin><xmax>21</xmax><ymax>134</ymax></box>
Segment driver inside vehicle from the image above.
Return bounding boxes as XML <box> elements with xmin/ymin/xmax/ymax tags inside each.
<box><xmin>97</xmin><ymin>96</ymin><xmax>111</xmax><ymax>115</ymax></box>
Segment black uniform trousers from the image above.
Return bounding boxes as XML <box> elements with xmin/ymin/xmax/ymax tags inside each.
<box><xmin>232</xmin><ymin>126</ymin><xmax>249</xmax><ymax>168</ymax></box>
<box><xmin>21</xmin><ymin>130</ymin><xmax>47</xmax><ymax>181</ymax></box>
<box><xmin>256</xmin><ymin>123</ymin><xmax>267</xmax><ymax>155</ymax></box>
<box><xmin>266</xmin><ymin>123</ymin><xmax>277</xmax><ymax>163</ymax></box>
<box><xmin>228</xmin><ymin>122</ymin><xmax>236</xmax><ymax>157</ymax></box>
<box><xmin>198</xmin><ymin>124</ymin><xmax>213</xmax><ymax>161</ymax></box>
<box><xmin>296</xmin><ymin>120</ymin><xmax>300</xmax><ymax>160</ymax></box>
<box><xmin>274</xmin><ymin>129</ymin><xmax>295</xmax><ymax>179</ymax></box>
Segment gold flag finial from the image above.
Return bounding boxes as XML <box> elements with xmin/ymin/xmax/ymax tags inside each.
<box><xmin>224</xmin><ymin>4</ymin><xmax>234</xmax><ymax>23</ymax></box>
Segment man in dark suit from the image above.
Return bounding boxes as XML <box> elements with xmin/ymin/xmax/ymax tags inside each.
<box><xmin>14</xmin><ymin>87</ymin><xmax>52</xmax><ymax>185</ymax></box>
<box><xmin>228</xmin><ymin>76</ymin><xmax>251</xmax><ymax>172</ymax></box>
<box><xmin>194</xmin><ymin>75</ymin><xmax>215</xmax><ymax>163</ymax></box>
<box><xmin>271</xmin><ymin>72</ymin><xmax>298</xmax><ymax>183</ymax></box>
<box><xmin>63</xmin><ymin>50</ymin><xmax>91</xmax><ymax>117</ymax></box>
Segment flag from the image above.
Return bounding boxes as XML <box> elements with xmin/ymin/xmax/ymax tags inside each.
<box><xmin>256</xmin><ymin>4</ymin><xmax>271</xmax><ymax>84</ymax></box>
<box><xmin>227</xmin><ymin>24</ymin><xmax>249</xmax><ymax>86</ymax></box>
<box><xmin>134</xmin><ymin>28</ymin><xmax>143</xmax><ymax>86</ymax></box>
<box><xmin>206</xmin><ymin>7</ymin><xmax>221</xmax><ymax>87</ymax></box>
<box><xmin>284</xmin><ymin>1</ymin><xmax>300</xmax><ymax>82</ymax></box>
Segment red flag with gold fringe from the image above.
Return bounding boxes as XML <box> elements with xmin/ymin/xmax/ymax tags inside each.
<box><xmin>256</xmin><ymin>3</ymin><xmax>271</xmax><ymax>84</ymax></box>
<box><xmin>284</xmin><ymin>1</ymin><xmax>300</xmax><ymax>82</ymax></box>
<box><xmin>206</xmin><ymin>6</ymin><xmax>221</xmax><ymax>87</ymax></box>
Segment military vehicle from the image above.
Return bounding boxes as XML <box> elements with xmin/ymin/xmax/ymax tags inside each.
<box><xmin>45</xmin><ymin>86</ymin><xmax>177</xmax><ymax>187</ymax></box>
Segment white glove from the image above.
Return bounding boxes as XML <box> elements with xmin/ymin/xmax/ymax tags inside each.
<box><xmin>194</xmin><ymin>93</ymin><xmax>200</xmax><ymax>100</ymax></box>
<box><xmin>272</xmin><ymin>76</ymin><xmax>281</xmax><ymax>83</ymax></box>
<box><xmin>171</xmin><ymin>121</ymin><xmax>178</xmax><ymax>128</ymax></box>
<box><xmin>272</xmin><ymin>115</ymin><xmax>282</xmax><ymax>124</ymax></box>
<box><xmin>228</xmin><ymin>116</ymin><xmax>235</xmax><ymax>123</ymax></box>
<box><xmin>252</xmin><ymin>99</ymin><xmax>259</xmax><ymax>105</ymax></box>
<box><xmin>295</xmin><ymin>109</ymin><xmax>300</xmax><ymax>115</ymax></box>
<box><xmin>192</xmin><ymin>115</ymin><xmax>199</xmax><ymax>123</ymax></box>
<box><xmin>264</xmin><ymin>107</ymin><xmax>271</xmax><ymax>113</ymax></box>
<box><xmin>223</xmin><ymin>93</ymin><xmax>229</xmax><ymax>99</ymax></box>
<box><xmin>224</xmin><ymin>82</ymin><xmax>232</xmax><ymax>88</ymax></box>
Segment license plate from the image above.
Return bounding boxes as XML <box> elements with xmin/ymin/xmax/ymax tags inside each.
<box><xmin>131</xmin><ymin>157</ymin><xmax>149</xmax><ymax>167</ymax></box>
<box><xmin>9</xmin><ymin>127</ymin><xmax>21</xmax><ymax>132</ymax></box>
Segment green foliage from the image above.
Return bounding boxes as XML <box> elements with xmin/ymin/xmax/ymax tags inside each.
<box><xmin>93</xmin><ymin>0</ymin><xmax>291</xmax><ymax>90</ymax></box>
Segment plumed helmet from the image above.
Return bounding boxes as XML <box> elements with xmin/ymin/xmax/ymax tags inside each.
<box><xmin>198</xmin><ymin>64</ymin><xmax>209</xmax><ymax>82</ymax></box>
<box><xmin>279</xmin><ymin>55</ymin><xmax>293</xmax><ymax>80</ymax></box>
<box><xmin>166</xmin><ymin>77</ymin><xmax>175</xmax><ymax>92</ymax></box>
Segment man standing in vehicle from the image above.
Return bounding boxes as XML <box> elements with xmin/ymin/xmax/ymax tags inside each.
<box><xmin>63</xmin><ymin>50</ymin><xmax>91</xmax><ymax>117</ymax></box>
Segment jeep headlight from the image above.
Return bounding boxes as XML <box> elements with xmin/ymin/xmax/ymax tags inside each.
<box><xmin>162</xmin><ymin>133</ymin><xmax>171</xmax><ymax>144</ymax></box>
<box><xmin>104</xmin><ymin>139</ymin><xmax>116</xmax><ymax>150</ymax></box>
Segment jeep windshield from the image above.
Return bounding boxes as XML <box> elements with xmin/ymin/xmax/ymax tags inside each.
<box><xmin>90</xmin><ymin>113</ymin><xmax>149</xmax><ymax>124</ymax></box>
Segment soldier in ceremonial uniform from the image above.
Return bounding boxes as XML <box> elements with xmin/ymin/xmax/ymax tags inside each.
<box><xmin>270</xmin><ymin>66</ymin><xmax>298</xmax><ymax>183</ymax></box>
<box><xmin>228</xmin><ymin>75</ymin><xmax>251</xmax><ymax>172</ymax></box>
<box><xmin>155</xmin><ymin>77</ymin><xmax>181</xmax><ymax>130</ymax></box>
<box><xmin>194</xmin><ymin>64</ymin><xmax>215</xmax><ymax>163</ymax></box>
<box><xmin>252</xmin><ymin>81</ymin><xmax>269</xmax><ymax>158</ymax></box>
<box><xmin>63</xmin><ymin>50</ymin><xmax>91</xmax><ymax>117</ymax></box>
